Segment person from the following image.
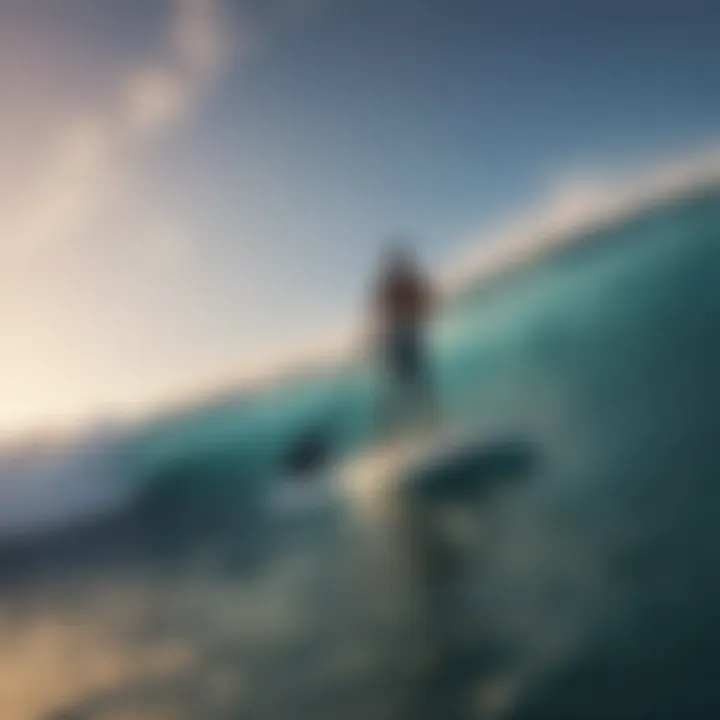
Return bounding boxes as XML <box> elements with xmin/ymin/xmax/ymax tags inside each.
<box><xmin>371</xmin><ymin>242</ymin><xmax>436</xmax><ymax>436</ymax></box>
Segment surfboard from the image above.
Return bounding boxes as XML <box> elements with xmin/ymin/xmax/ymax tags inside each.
<box><xmin>270</xmin><ymin>424</ymin><xmax>536</xmax><ymax>526</ymax></box>
<box><xmin>341</xmin><ymin>430</ymin><xmax>536</xmax><ymax>508</ymax></box>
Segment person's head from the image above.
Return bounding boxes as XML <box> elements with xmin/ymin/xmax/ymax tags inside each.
<box><xmin>382</xmin><ymin>238</ymin><xmax>417</xmax><ymax>275</ymax></box>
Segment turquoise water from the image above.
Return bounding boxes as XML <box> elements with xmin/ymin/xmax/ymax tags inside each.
<box><xmin>1</xmin><ymin>189</ymin><xmax>719</xmax><ymax>718</ymax></box>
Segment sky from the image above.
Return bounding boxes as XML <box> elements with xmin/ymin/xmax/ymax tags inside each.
<box><xmin>2</xmin><ymin>0</ymin><xmax>720</xmax><ymax>434</ymax></box>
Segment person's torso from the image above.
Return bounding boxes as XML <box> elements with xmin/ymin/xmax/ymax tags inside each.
<box><xmin>381</xmin><ymin>273</ymin><xmax>427</xmax><ymax>326</ymax></box>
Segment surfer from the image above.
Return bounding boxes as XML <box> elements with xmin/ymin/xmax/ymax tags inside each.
<box><xmin>372</xmin><ymin>242</ymin><xmax>436</xmax><ymax>435</ymax></box>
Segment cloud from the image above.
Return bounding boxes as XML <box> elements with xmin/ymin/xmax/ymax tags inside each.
<box><xmin>2</xmin><ymin>0</ymin><xmax>234</xmax><ymax>265</ymax></box>
<box><xmin>0</xmin><ymin>0</ymin><xmax>245</xmax><ymax>435</ymax></box>
<box><xmin>121</xmin><ymin>0</ymin><xmax>232</xmax><ymax>134</ymax></box>
<box><xmin>0</xmin><ymin>0</ymin><xmax>337</xmax><ymax>435</ymax></box>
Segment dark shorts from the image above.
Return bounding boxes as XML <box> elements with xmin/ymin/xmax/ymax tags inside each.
<box><xmin>384</xmin><ymin>324</ymin><xmax>426</xmax><ymax>382</ymax></box>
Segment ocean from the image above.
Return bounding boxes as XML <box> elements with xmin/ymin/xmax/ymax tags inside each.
<box><xmin>1</xmin><ymin>181</ymin><xmax>719</xmax><ymax>719</ymax></box>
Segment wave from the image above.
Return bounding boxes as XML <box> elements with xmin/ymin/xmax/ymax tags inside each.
<box><xmin>2</xmin><ymin>148</ymin><xmax>720</xmax><ymax>544</ymax></box>
<box><xmin>443</xmin><ymin>145</ymin><xmax>720</xmax><ymax>291</ymax></box>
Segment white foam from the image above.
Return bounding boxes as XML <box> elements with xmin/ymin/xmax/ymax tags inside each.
<box><xmin>443</xmin><ymin>146</ymin><xmax>720</xmax><ymax>292</ymax></box>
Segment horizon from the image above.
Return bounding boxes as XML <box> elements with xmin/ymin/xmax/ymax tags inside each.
<box><xmin>3</xmin><ymin>0</ymin><xmax>720</xmax><ymax>435</ymax></box>
<box><xmin>5</xmin><ymin>151</ymin><xmax>720</xmax><ymax>444</ymax></box>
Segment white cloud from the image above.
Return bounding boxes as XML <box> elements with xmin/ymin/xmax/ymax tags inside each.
<box><xmin>2</xmin><ymin>0</ymin><xmax>234</xmax><ymax>265</ymax></box>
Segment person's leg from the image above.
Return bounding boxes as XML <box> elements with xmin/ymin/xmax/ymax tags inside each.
<box><xmin>374</xmin><ymin>330</ymin><xmax>406</xmax><ymax>441</ymax></box>
<box><xmin>407</xmin><ymin>330</ymin><xmax>439</xmax><ymax>434</ymax></box>
<box><xmin>377</xmin><ymin>325</ymin><xmax>438</xmax><ymax>440</ymax></box>
<box><xmin>375</xmin><ymin>373</ymin><xmax>403</xmax><ymax>441</ymax></box>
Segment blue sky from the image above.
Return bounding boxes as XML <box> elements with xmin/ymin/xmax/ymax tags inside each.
<box><xmin>2</xmin><ymin>0</ymin><xmax>720</xmax><ymax>432</ymax></box>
